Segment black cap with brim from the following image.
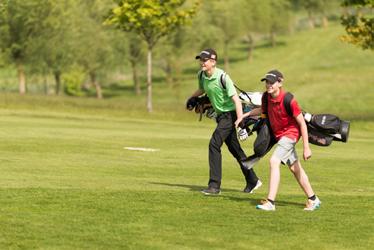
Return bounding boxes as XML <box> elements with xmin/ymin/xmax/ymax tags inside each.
<box><xmin>195</xmin><ymin>48</ymin><xmax>217</xmax><ymax>61</ymax></box>
<box><xmin>261</xmin><ymin>70</ymin><xmax>283</xmax><ymax>83</ymax></box>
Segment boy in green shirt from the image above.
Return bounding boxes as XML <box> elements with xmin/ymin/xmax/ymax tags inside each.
<box><xmin>187</xmin><ymin>48</ymin><xmax>261</xmax><ymax>195</ymax></box>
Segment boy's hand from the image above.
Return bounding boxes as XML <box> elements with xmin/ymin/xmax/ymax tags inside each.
<box><xmin>234</xmin><ymin>116</ymin><xmax>243</xmax><ymax>128</ymax></box>
<box><xmin>237</xmin><ymin>127</ymin><xmax>249</xmax><ymax>141</ymax></box>
<box><xmin>303</xmin><ymin>146</ymin><xmax>312</xmax><ymax>161</ymax></box>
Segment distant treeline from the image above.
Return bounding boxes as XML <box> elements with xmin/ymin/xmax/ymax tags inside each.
<box><xmin>0</xmin><ymin>0</ymin><xmax>342</xmax><ymax>99</ymax></box>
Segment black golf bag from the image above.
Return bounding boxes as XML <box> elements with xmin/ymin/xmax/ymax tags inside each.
<box><xmin>304</xmin><ymin>113</ymin><xmax>350</xmax><ymax>146</ymax></box>
<box><xmin>239</xmin><ymin>92</ymin><xmax>350</xmax><ymax>169</ymax></box>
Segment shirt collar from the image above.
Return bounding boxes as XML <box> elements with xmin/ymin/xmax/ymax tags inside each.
<box><xmin>269</xmin><ymin>89</ymin><xmax>285</xmax><ymax>103</ymax></box>
<box><xmin>203</xmin><ymin>68</ymin><xmax>219</xmax><ymax>80</ymax></box>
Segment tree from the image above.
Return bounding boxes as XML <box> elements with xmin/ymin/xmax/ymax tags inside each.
<box><xmin>128</xmin><ymin>33</ymin><xmax>144</xmax><ymax>95</ymax></box>
<box><xmin>341</xmin><ymin>0</ymin><xmax>374</xmax><ymax>50</ymax></box>
<box><xmin>0</xmin><ymin>0</ymin><xmax>51</xmax><ymax>94</ymax></box>
<box><xmin>105</xmin><ymin>0</ymin><xmax>199</xmax><ymax>112</ymax></box>
<box><xmin>28</xmin><ymin>0</ymin><xmax>78</xmax><ymax>95</ymax></box>
<box><xmin>299</xmin><ymin>0</ymin><xmax>341</xmax><ymax>29</ymax></box>
<box><xmin>241</xmin><ymin>0</ymin><xmax>271</xmax><ymax>62</ymax></box>
<box><xmin>158</xmin><ymin>27</ymin><xmax>186</xmax><ymax>90</ymax></box>
<box><xmin>268</xmin><ymin>0</ymin><xmax>291</xmax><ymax>47</ymax></box>
<box><xmin>210</xmin><ymin>0</ymin><xmax>242</xmax><ymax>71</ymax></box>
<box><xmin>75</xmin><ymin>0</ymin><xmax>117</xmax><ymax>99</ymax></box>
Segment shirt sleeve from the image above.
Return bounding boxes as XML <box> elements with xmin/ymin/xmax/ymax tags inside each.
<box><xmin>224</xmin><ymin>74</ymin><xmax>237</xmax><ymax>97</ymax></box>
<box><xmin>290</xmin><ymin>99</ymin><xmax>302</xmax><ymax>117</ymax></box>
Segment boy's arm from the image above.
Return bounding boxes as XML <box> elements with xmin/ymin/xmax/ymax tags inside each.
<box><xmin>190</xmin><ymin>89</ymin><xmax>205</xmax><ymax>97</ymax></box>
<box><xmin>295</xmin><ymin>113</ymin><xmax>312</xmax><ymax>161</ymax></box>
<box><xmin>232</xmin><ymin>94</ymin><xmax>245</xmax><ymax>128</ymax></box>
<box><xmin>242</xmin><ymin>107</ymin><xmax>262</xmax><ymax>118</ymax></box>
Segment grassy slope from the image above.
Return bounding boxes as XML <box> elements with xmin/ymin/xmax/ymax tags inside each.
<box><xmin>0</xmin><ymin>23</ymin><xmax>373</xmax><ymax>249</ymax></box>
<box><xmin>155</xmin><ymin>23</ymin><xmax>374</xmax><ymax>120</ymax></box>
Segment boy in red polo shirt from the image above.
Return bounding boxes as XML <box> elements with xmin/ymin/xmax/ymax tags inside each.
<box><xmin>245</xmin><ymin>70</ymin><xmax>321</xmax><ymax>211</ymax></box>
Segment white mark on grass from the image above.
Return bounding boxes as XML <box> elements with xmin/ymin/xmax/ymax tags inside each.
<box><xmin>124</xmin><ymin>147</ymin><xmax>160</xmax><ymax>152</ymax></box>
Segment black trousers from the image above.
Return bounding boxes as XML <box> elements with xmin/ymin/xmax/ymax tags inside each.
<box><xmin>208</xmin><ymin>111</ymin><xmax>259</xmax><ymax>189</ymax></box>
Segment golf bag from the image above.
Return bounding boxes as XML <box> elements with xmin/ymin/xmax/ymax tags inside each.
<box><xmin>186</xmin><ymin>95</ymin><xmax>215</xmax><ymax>120</ymax></box>
<box><xmin>304</xmin><ymin>112</ymin><xmax>350</xmax><ymax>146</ymax></box>
<box><xmin>240</xmin><ymin>92</ymin><xmax>350</xmax><ymax>169</ymax></box>
<box><xmin>257</xmin><ymin>92</ymin><xmax>350</xmax><ymax>146</ymax></box>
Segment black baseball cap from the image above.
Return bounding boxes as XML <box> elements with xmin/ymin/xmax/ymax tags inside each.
<box><xmin>261</xmin><ymin>70</ymin><xmax>284</xmax><ymax>83</ymax></box>
<box><xmin>195</xmin><ymin>48</ymin><xmax>217</xmax><ymax>61</ymax></box>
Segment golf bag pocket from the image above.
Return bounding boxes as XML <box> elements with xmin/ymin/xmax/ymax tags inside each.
<box><xmin>253</xmin><ymin>120</ymin><xmax>275</xmax><ymax>157</ymax></box>
<box><xmin>307</xmin><ymin>125</ymin><xmax>334</xmax><ymax>146</ymax></box>
<box><xmin>306</xmin><ymin>113</ymin><xmax>350</xmax><ymax>143</ymax></box>
<box><xmin>309</xmin><ymin>114</ymin><xmax>341</xmax><ymax>134</ymax></box>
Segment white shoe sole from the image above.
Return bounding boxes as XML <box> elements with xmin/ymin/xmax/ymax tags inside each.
<box><xmin>250</xmin><ymin>180</ymin><xmax>262</xmax><ymax>194</ymax></box>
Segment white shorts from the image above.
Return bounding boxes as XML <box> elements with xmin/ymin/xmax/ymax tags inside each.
<box><xmin>272</xmin><ymin>136</ymin><xmax>298</xmax><ymax>166</ymax></box>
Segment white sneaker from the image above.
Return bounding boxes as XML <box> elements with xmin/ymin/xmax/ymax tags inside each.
<box><xmin>304</xmin><ymin>197</ymin><xmax>321</xmax><ymax>211</ymax></box>
<box><xmin>256</xmin><ymin>199</ymin><xmax>275</xmax><ymax>211</ymax></box>
<box><xmin>249</xmin><ymin>180</ymin><xmax>262</xmax><ymax>194</ymax></box>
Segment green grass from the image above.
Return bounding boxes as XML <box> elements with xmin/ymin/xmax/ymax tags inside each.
<box><xmin>0</xmin><ymin>96</ymin><xmax>373</xmax><ymax>249</ymax></box>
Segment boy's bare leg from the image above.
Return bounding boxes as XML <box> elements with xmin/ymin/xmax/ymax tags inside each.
<box><xmin>267</xmin><ymin>156</ymin><xmax>282</xmax><ymax>201</ymax></box>
<box><xmin>289</xmin><ymin>160</ymin><xmax>314</xmax><ymax>197</ymax></box>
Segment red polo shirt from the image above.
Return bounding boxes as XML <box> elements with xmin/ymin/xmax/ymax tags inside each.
<box><xmin>262</xmin><ymin>90</ymin><xmax>302</xmax><ymax>141</ymax></box>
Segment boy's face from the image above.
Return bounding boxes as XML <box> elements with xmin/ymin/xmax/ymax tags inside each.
<box><xmin>199</xmin><ymin>58</ymin><xmax>216</xmax><ymax>71</ymax></box>
<box><xmin>265</xmin><ymin>79</ymin><xmax>282</xmax><ymax>95</ymax></box>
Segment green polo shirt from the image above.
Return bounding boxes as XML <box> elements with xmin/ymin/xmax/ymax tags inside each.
<box><xmin>198</xmin><ymin>68</ymin><xmax>237</xmax><ymax>114</ymax></box>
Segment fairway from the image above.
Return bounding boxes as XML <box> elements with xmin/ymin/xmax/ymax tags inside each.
<box><xmin>2</xmin><ymin>0</ymin><xmax>374</xmax><ymax>248</ymax></box>
<box><xmin>0</xmin><ymin>101</ymin><xmax>373</xmax><ymax>249</ymax></box>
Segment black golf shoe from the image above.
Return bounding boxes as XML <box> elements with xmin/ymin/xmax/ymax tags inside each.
<box><xmin>201</xmin><ymin>186</ymin><xmax>221</xmax><ymax>196</ymax></box>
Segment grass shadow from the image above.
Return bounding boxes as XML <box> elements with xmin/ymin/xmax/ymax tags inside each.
<box><xmin>226</xmin><ymin>196</ymin><xmax>303</xmax><ymax>207</ymax></box>
<box><xmin>150</xmin><ymin>182</ymin><xmax>304</xmax><ymax>208</ymax></box>
<box><xmin>150</xmin><ymin>182</ymin><xmax>240</xmax><ymax>193</ymax></box>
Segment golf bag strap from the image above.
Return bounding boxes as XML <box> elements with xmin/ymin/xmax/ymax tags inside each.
<box><xmin>219</xmin><ymin>73</ymin><xmax>247</xmax><ymax>94</ymax></box>
<box><xmin>261</xmin><ymin>92</ymin><xmax>268</xmax><ymax>117</ymax></box>
<box><xmin>262</xmin><ymin>92</ymin><xmax>294</xmax><ymax>117</ymax></box>
<box><xmin>220</xmin><ymin>73</ymin><xmax>226</xmax><ymax>89</ymax></box>
<box><xmin>198</xmin><ymin>71</ymin><xmax>204</xmax><ymax>86</ymax></box>
<box><xmin>199</xmin><ymin>70</ymin><xmax>250</xmax><ymax>100</ymax></box>
<box><xmin>199</xmin><ymin>70</ymin><xmax>227</xmax><ymax>89</ymax></box>
<box><xmin>283</xmin><ymin>92</ymin><xmax>294</xmax><ymax>117</ymax></box>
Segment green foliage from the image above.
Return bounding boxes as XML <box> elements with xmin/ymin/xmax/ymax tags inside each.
<box><xmin>105</xmin><ymin>0</ymin><xmax>200</xmax><ymax>111</ymax></box>
<box><xmin>106</xmin><ymin>0</ymin><xmax>199</xmax><ymax>48</ymax></box>
<box><xmin>62</xmin><ymin>66</ymin><xmax>86</xmax><ymax>96</ymax></box>
<box><xmin>0</xmin><ymin>0</ymin><xmax>51</xmax><ymax>62</ymax></box>
<box><xmin>242</xmin><ymin>0</ymin><xmax>271</xmax><ymax>34</ymax></box>
<box><xmin>269</xmin><ymin>0</ymin><xmax>291</xmax><ymax>33</ymax></box>
<box><xmin>183</xmin><ymin>4</ymin><xmax>221</xmax><ymax>50</ymax></box>
<box><xmin>75</xmin><ymin>0</ymin><xmax>115</xmax><ymax>71</ymax></box>
<box><xmin>341</xmin><ymin>0</ymin><xmax>374</xmax><ymax>50</ymax></box>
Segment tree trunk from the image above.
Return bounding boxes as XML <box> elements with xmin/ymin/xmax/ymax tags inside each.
<box><xmin>54</xmin><ymin>71</ymin><xmax>61</xmax><ymax>95</ymax></box>
<box><xmin>90</xmin><ymin>72</ymin><xmax>102</xmax><ymax>99</ymax></box>
<box><xmin>247</xmin><ymin>34</ymin><xmax>254</xmax><ymax>62</ymax></box>
<box><xmin>17</xmin><ymin>62</ymin><xmax>26</xmax><ymax>95</ymax></box>
<box><xmin>147</xmin><ymin>46</ymin><xmax>153</xmax><ymax>113</ymax></box>
<box><xmin>322</xmin><ymin>16</ymin><xmax>328</xmax><ymax>28</ymax></box>
<box><xmin>223</xmin><ymin>40</ymin><xmax>229</xmax><ymax>72</ymax></box>
<box><xmin>172</xmin><ymin>61</ymin><xmax>181</xmax><ymax>99</ymax></box>
<box><xmin>131</xmin><ymin>60</ymin><xmax>141</xmax><ymax>95</ymax></box>
<box><xmin>44</xmin><ymin>75</ymin><xmax>48</xmax><ymax>95</ymax></box>
<box><xmin>165</xmin><ymin>58</ymin><xmax>173</xmax><ymax>87</ymax></box>
<box><xmin>270</xmin><ymin>31</ymin><xmax>276</xmax><ymax>47</ymax></box>
<box><xmin>308</xmin><ymin>11</ymin><xmax>315</xmax><ymax>29</ymax></box>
